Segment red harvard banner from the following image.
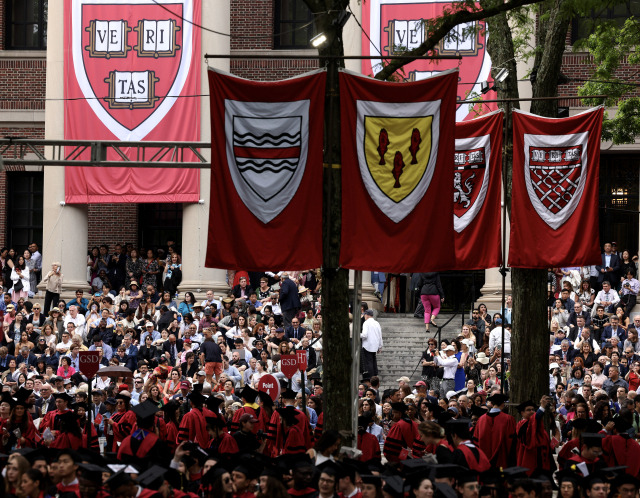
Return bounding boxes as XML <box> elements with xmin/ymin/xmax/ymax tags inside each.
<box><xmin>509</xmin><ymin>107</ymin><xmax>604</xmax><ymax>268</ymax></box>
<box><xmin>205</xmin><ymin>69</ymin><xmax>326</xmax><ymax>271</ymax></box>
<box><xmin>340</xmin><ymin>70</ymin><xmax>458</xmax><ymax>271</ymax></box>
<box><xmin>454</xmin><ymin>111</ymin><xmax>503</xmax><ymax>269</ymax></box>
<box><xmin>63</xmin><ymin>0</ymin><xmax>201</xmax><ymax>203</ymax></box>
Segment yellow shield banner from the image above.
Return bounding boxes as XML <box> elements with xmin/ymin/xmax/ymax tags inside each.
<box><xmin>356</xmin><ymin>100</ymin><xmax>441</xmax><ymax>223</ymax></box>
<box><xmin>363</xmin><ymin>116</ymin><xmax>433</xmax><ymax>203</ymax></box>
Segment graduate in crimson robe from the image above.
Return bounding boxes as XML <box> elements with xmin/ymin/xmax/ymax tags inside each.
<box><xmin>38</xmin><ymin>391</ymin><xmax>74</xmax><ymax>435</ymax></box>
<box><xmin>105</xmin><ymin>392</ymin><xmax>137</xmax><ymax>452</ymax></box>
<box><xmin>277</xmin><ymin>406</ymin><xmax>308</xmax><ymax>455</ymax></box>
<box><xmin>205</xmin><ymin>415</ymin><xmax>240</xmax><ymax>455</ymax></box>
<box><xmin>515</xmin><ymin>397</ymin><xmax>554</xmax><ymax>475</ymax></box>
<box><xmin>230</xmin><ymin>385</ymin><xmax>261</xmax><ymax>433</ymax></box>
<box><xmin>357</xmin><ymin>415</ymin><xmax>381</xmax><ymax>462</ymax></box>
<box><xmin>446</xmin><ymin>418</ymin><xmax>491</xmax><ymax>472</ymax></box>
<box><xmin>1</xmin><ymin>392</ymin><xmax>37</xmax><ymax>450</ymax></box>
<box><xmin>601</xmin><ymin>417</ymin><xmax>640</xmax><ymax>475</ymax></box>
<box><xmin>177</xmin><ymin>390</ymin><xmax>210</xmax><ymax>448</ymax></box>
<box><xmin>48</xmin><ymin>411</ymin><xmax>84</xmax><ymax>450</ymax></box>
<box><xmin>267</xmin><ymin>388</ymin><xmax>312</xmax><ymax>456</ymax></box>
<box><xmin>106</xmin><ymin>469</ymin><xmax>157</xmax><ymax>498</ymax></box>
<box><xmin>118</xmin><ymin>400</ymin><xmax>171</xmax><ymax>467</ymax></box>
<box><xmin>473</xmin><ymin>393</ymin><xmax>516</xmax><ymax>468</ymax></box>
<box><xmin>383</xmin><ymin>402</ymin><xmax>424</xmax><ymax>462</ymax></box>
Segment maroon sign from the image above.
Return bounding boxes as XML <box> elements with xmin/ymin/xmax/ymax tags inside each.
<box><xmin>257</xmin><ymin>374</ymin><xmax>281</xmax><ymax>402</ymax></box>
<box><xmin>296</xmin><ymin>350</ymin><xmax>307</xmax><ymax>372</ymax></box>
<box><xmin>78</xmin><ymin>351</ymin><xmax>101</xmax><ymax>378</ymax></box>
<box><xmin>280</xmin><ymin>354</ymin><xmax>299</xmax><ymax>379</ymax></box>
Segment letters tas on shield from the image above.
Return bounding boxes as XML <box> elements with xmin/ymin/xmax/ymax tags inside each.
<box><xmin>357</xmin><ymin>100</ymin><xmax>441</xmax><ymax>223</ymax></box>
<box><xmin>453</xmin><ymin>135</ymin><xmax>491</xmax><ymax>233</ymax></box>
<box><xmin>524</xmin><ymin>132</ymin><xmax>589</xmax><ymax>230</ymax></box>
<box><xmin>73</xmin><ymin>0</ymin><xmax>194</xmax><ymax>140</ymax></box>
<box><xmin>225</xmin><ymin>99</ymin><xmax>311</xmax><ymax>224</ymax></box>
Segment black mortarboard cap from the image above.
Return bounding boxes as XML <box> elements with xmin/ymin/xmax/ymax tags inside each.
<box><xmin>470</xmin><ymin>405</ymin><xmax>487</xmax><ymax>418</ymax></box>
<box><xmin>600</xmin><ymin>466</ymin><xmax>628</xmax><ymax>479</ymax></box>
<box><xmin>613</xmin><ymin>472</ymin><xmax>639</xmax><ymax>490</ymax></box>
<box><xmin>25</xmin><ymin>447</ymin><xmax>49</xmax><ymax>465</ymax></box>
<box><xmin>390</xmin><ymin>402</ymin><xmax>407</xmax><ymax>413</ymax></box>
<box><xmin>400</xmin><ymin>458</ymin><xmax>430</xmax><ymax>477</ymax></box>
<box><xmin>276</xmin><ymin>406</ymin><xmax>299</xmax><ymax>425</ymax></box>
<box><xmin>382</xmin><ymin>475</ymin><xmax>405</xmax><ymax>498</ymax></box>
<box><xmin>432</xmin><ymin>464</ymin><xmax>462</xmax><ymax>479</ymax></box>
<box><xmin>281</xmin><ymin>388</ymin><xmax>296</xmax><ymax>400</ymax></box>
<box><xmin>239</xmin><ymin>385</ymin><xmax>258</xmax><ymax>402</ymax></box>
<box><xmin>136</xmin><ymin>465</ymin><xmax>168</xmax><ymax>489</ymax></box>
<box><xmin>581</xmin><ymin>433</ymin><xmax>605</xmax><ymax>448</ymax></box>
<box><xmin>502</xmin><ymin>467</ymin><xmax>530</xmax><ymax>482</ymax></box>
<box><xmin>54</xmin><ymin>392</ymin><xmax>73</xmax><ymax>404</ymax></box>
<box><xmin>571</xmin><ymin>418</ymin><xmax>588</xmax><ymax>430</ymax></box>
<box><xmin>446</xmin><ymin>418</ymin><xmax>471</xmax><ymax>438</ymax></box>
<box><xmin>257</xmin><ymin>390</ymin><xmax>274</xmax><ymax>407</ymax></box>
<box><xmin>458</xmin><ymin>470</ymin><xmax>479</xmax><ymax>485</ymax></box>
<box><xmin>586</xmin><ymin>419</ymin><xmax>603</xmax><ymax>433</ymax></box>
<box><xmin>15</xmin><ymin>387</ymin><xmax>33</xmax><ymax>403</ymax></box>
<box><xmin>107</xmin><ymin>470</ymin><xmax>133</xmax><ymax>491</ymax></box>
<box><xmin>132</xmin><ymin>400</ymin><xmax>160</xmax><ymax>421</ymax></box>
<box><xmin>205</xmin><ymin>415</ymin><xmax>227</xmax><ymax>429</ymax></box>
<box><xmin>516</xmin><ymin>400</ymin><xmax>536</xmax><ymax>412</ymax></box>
<box><xmin>206</xmin><ymin>395</ymin><xmax>225</xmax><ymax>412</ymax></box>
<box><xmin>187</xmin><ymin>390</ymin><xmax>206</xmax><ymax>405</ymax></box>
<box><xmin>0</xmin><ymin>392</ymin><xmax>15</xmax><ymax>408</ymax></box>
<box><xmin>78</xmin><ymin>463</ymin><xmax>108</xmax><ymax>481</ymax></box>
<box><xmin>361</xmin><ymin>475</ymin><xmax>382</xmax><ymax>487</ymax></box>
<box><xmin>486</xmin><ymin>393</ymin><xmax>508</xmax><ymax>406</ymax></box>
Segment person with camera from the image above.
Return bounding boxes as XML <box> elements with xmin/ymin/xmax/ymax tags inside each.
<box><xmin>620</xmin><ymin>269</ymin><xmax>639</xmax><ymax>316</ymax></box>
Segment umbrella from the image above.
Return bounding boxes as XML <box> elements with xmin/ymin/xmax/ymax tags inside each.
<box><xmin>96</xmin><ymin>366</ymin><xmax>134</xmax><ymax>378</ymax></box>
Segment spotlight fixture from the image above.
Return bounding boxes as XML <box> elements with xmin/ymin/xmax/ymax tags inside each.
<box><xmin>495</xmin><ymin>68</ymin><xmax>509</xmax><ymax>84</ymax></box>
<box><xmin>310</xmin><ymin>33</ymin><xmax>327</xmax><ymax>48</ymax></box>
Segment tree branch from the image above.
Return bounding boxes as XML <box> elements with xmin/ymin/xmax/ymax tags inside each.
<box><xmin>373</xmin><ymin>0</ymin><xmax>543</xmax><ymax>81</ymax></box>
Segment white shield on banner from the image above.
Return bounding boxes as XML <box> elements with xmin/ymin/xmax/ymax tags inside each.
<box><xmin>225</xmin><ymin>99</ymin><xmax>310</xmax><ymax>224</ymax></box>
<box><xmin>356</xmin><ymin>99</ymin><xmax>441</xmax><ymax>223</ymax></box>
<box><xmin>71</xmin><ymin>0</ymin><xmax>194</xmax><ymax>141</ymax></box>
<box><xmin>453</xmin><ymin>134</ymin><xmax>491</xmax><ymax>233</ymax></box>
<box><xmin>524</xmin><ymin>132</ymin><xmax>589</xmax><ymax>230</ymax></box>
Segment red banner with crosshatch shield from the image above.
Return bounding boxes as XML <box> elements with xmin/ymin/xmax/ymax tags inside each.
<box><xmin>63</xmin><ymin>0</ymin><xmax>201</xmax><ymax>203</ymax></box>
<box><xmin>508</xmin><ymin>107</ymin><xmax>603</xmax><ymax>268</ymax></box>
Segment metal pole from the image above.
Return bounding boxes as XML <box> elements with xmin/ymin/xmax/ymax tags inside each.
<box><xmin>351</xmin><ymin>271</ymin><xmax>363</xmax><ymax>443</ymax></box>
<box><xmin>500</xmin><ymin>101</ymin><xmax>510</xmax><ymax>394</ymax></box>
<box><xmin>87</xmin><ymin>376</ymin><xmax>94</xmax><ymax>451</ymax></box>
<box><xmin>300</xmin><ymin>368</ymin><xmax>306</xmax><ymax>420</ymax></box>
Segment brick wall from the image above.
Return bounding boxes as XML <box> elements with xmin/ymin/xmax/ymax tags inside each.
<box><xmin>229</xmin><ymin>0</ymin><xmax>319</xmax><ymax>80</ymax></box>
<box><xmin>0</xmin><ymin>59</ymin><xmax>46</xmax><ymax>110</ymax></box>
<box><xmin>87</xmin><ymin>204</ymin><xmax>139</xmax><ymax>250</ymax></box>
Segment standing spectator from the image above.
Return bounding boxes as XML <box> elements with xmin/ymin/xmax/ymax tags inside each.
<box><xmin>360</xmin><ymin>309</ymin><xmax>383</xmax><ymax>379</ymax></box>
<box><xmin>432</xmin><ymin>345</ymin><xmax>458</xmax><ymax>398</ymax></box>
<box><xmin>620</xmin><ymin>269</ymin><xmax>639</xmax><ymax>316</ymax></box>
<box><xmin>23</xmin><ymin>250</ymin><xmax>37</xmax><ymax>296</ymax></box>
<box><xmin>597</xmin><ymin>243</ymin><xmax>621</xmax><ymax>289</ymax></box>
<box><xmin>279</xmin><ymin>273</ymin><xmax>300</xmax><ymax>329</ymax></box>
<box><xmin>10</xmin><ymin>256</ymin><xmax>30</xmax><ymax>302</ymax></box>
<box><xmin>415</xmin><ymin>272</ymin><xmax>444</xmax><ymax>333</ymax></box>
<box><xmin>29</xmin><ymin>242</ymin><xmax>42</xmax><ymax>284</ymax></box>
<box><xmin>41</xmin><ymin>262</ymin><xmax>63</xmax><ymax>316</ymax></box>
<box><xmin>467</xmin><ymin>309</ymin><xmax>486</xmax><ymax>349</ymax></box>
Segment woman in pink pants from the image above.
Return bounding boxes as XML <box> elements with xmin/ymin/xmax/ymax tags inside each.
<box><xmin>416</xmin><ymin>272</ymin><xmax>444</xmax><ymax>332</ymax></box>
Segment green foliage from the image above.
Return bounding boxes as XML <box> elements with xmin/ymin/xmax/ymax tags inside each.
<box><xmin>578</xmin><ymin>16</ymin><xmax>640</xmax><ymax>144</ymax></box>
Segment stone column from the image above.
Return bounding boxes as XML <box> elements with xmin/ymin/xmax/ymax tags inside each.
<box><xmin>179</xmin><ymin>0</ymin><xmax>230</xmax><ymax>301</ymax></box>
<box><xmin>40</xmin><ymin>5</ymin><xmax>90</xmax><ymax>299</ymax></box>
<box><xmin>480</xmin><ymin>199</ymin><xmax>512</xmax><ymax>310</ymax></box>
<box><xmin>349</xmin><ymin>271</ymin><xmax>382</xmax><ymax>310</ymax></box>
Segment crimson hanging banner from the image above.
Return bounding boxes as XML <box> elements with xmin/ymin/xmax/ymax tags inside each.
<box><xmin>205</xmin><ymin>69</ymin><xmax>326</xmax><ymax>271</ymax></box>
<box><xmin>63</xmin><ymin>0</ymin><xmax>201</xmax><ymax>203</ymax></box>
<box><xmin>454</xmin><ymin>111</ymin><xmax>503</xmax><ymax>269</ymax></box>
<box><xmin>509</xmin><ymin>107</ymin><xmax>604</xmax><ymax>268</ymax></box>
<box><xmin>339</xmin><ymin>70</ymin><xmax>458</xmax><ymax>271</ymax></box>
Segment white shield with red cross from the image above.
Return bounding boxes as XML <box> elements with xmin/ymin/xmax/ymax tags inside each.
<box><xmin>225</xmin><ymin>99</ymin><xmax>310</xmax><ymax>224</ymax></box>
<box><xmin>453</xmin><ymin>134</ymin><xmax>490</xmax><ymax>233</ymax></box>
<box><xmin>362</xmin><ymin>0</ymin><xmax>494</xmax><ymax>122</ymax></box>
<box><xmin>71</xmin><ymin>0</ymin><xmax>194</xmax><ymax>140</ymax></box>
<box><xmin>524</xmin><ymin>132</ymin><xmax>588</xmax><ymax>230</ymax></box>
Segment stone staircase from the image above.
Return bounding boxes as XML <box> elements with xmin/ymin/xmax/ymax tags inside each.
<box><xmin>375</xmin><ymin>312</ymin><xmax>468</xmax><ymax>392</ymax></box>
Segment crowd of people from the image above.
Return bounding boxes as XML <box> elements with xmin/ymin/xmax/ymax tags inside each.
<box><xmin>0</xmin><ymin>241</ymin><xmax>633</xmax><ymax>496</ymax></box>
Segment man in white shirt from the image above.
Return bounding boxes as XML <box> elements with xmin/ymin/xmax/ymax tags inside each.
<box><xmin>594</xmin><ymin>281</ymin><xmax>620</xmax><ymax>314</ymax></box>
<box><xmin>200</xmin><ymin>290</ymin><xmax>222</xmax><ymax>314</ymax></box>
<box><xmin>432</xmin><ymin>345</ymin><xmax>459</xmax><ymax>398</ymax></box>
<box><xmin>489</xmin><ymin>319</ymin><xmax>511</xmax><ymax>355</ymax></box>
<box><xmin>360</xmin><ymin>309</ymin><xmax>383</xmax><ymax>378</ymax></box>
<box><xmin>64</xmin><ymin>306</ymin><xmax>86</xmax><ymax>340</ymax></box>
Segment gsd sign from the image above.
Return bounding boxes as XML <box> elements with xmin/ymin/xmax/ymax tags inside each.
<box><xmin>361</xmin><ymin>0</ymin><xmax>495</xmax><ymax>121</ymax></box>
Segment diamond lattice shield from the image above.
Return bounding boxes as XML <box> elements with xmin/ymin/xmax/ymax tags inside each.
<box><xmin>453</xmin><ymin>134</ymin><xmax>490</xmax><ymax>233</ymax></box>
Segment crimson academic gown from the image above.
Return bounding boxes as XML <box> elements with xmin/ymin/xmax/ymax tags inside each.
<box><xmin>383</xmin><ymin>418</ymin><xmax>424</xmax><ymax>462</ymax></box>
<box><xmin>118</xmin><ymin>429</ymin><xmax>168</xmax><ymax>465</ymax></box>
<box><xmin>454</xmin><ymin>441</ymin><xmax>491</xmax><ymax>472</ymax></box>
<box><xmin>282</xmin><ymin>424</ymin><xmax>307</xmax><ymax>455</ymax></box>
<box><xmin>516</xmin><ymin>411</ymin><xmax>552</xmax><ymax>475</ymax></box>
<box><xmin>110</xmin><ymin>409</ymin><xmax>137</xmax><ymax>452</ymax></box>
<box><xmin>358</xmin><ymin>432</ymin><xmax>381</xmax><ymax>462</ymax></box>
<box><xmin>268</xmin><ymin>405</ymin><xmax>312</xmax><ymax>456</ymax></box>
<box><xmin>602</xmin><ymin>434</ymin><xmax>640</xmax><ymax>476</ymax></box>
<box><xmin>177</xmin><ymin>407</ymin><xmax>210</xmax><ymax>449</ymax></box>
<box><xmin>314</xmin><ymin>412</ymin><xmax>323</xmax><ymax>442</ymax></box>
<box><xmin>473</xmin><ymin>410</ymin><xmax>516</xmax><ymax>468</ymax></box>
<box><xmin>56</xmin><ymin>480</ymin><xmax>81</xmax><ymax>498</ymax></box>
<box><xmin>39</xmin><ymin>408</ymin><xmax>71</xmax><ymax>434</ymax></box>
<box><xmin>50</xmin><ymin>432</ymin><xmax>83</xmax><ymax>450</ymax></box>
<box><xmin>208</xmin><ymin>431</ymin><xmax>239</xmax><ymax>456</ymax></box>
<box><xmin>557</xmin><ymin>438</ymin><xmax>580</xmax><ymax>469</ymax></box>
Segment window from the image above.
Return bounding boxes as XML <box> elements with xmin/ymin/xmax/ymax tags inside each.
<box><xmin>7</xmin><ymin>0</ymin><xmax>48</xmax><ymax>50</ymax></box>
<box><xmin>138</xmin><ymin>203</ymin><xmax>182</xmax><ymax>250</ymax></box>
<box><xmin>572</xmin><ymin>0</ymin><xmax>640</xmax><ymax>44</ymax></box>
<box><xmin>7</xmin><ymin>172</ymin><xmax>43</xmax><ymax>249</ymax></box>
<box><xmin>274</xmin><ymin>0</ymin><xmax>314</xmax><ymax>50</ymax></box>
